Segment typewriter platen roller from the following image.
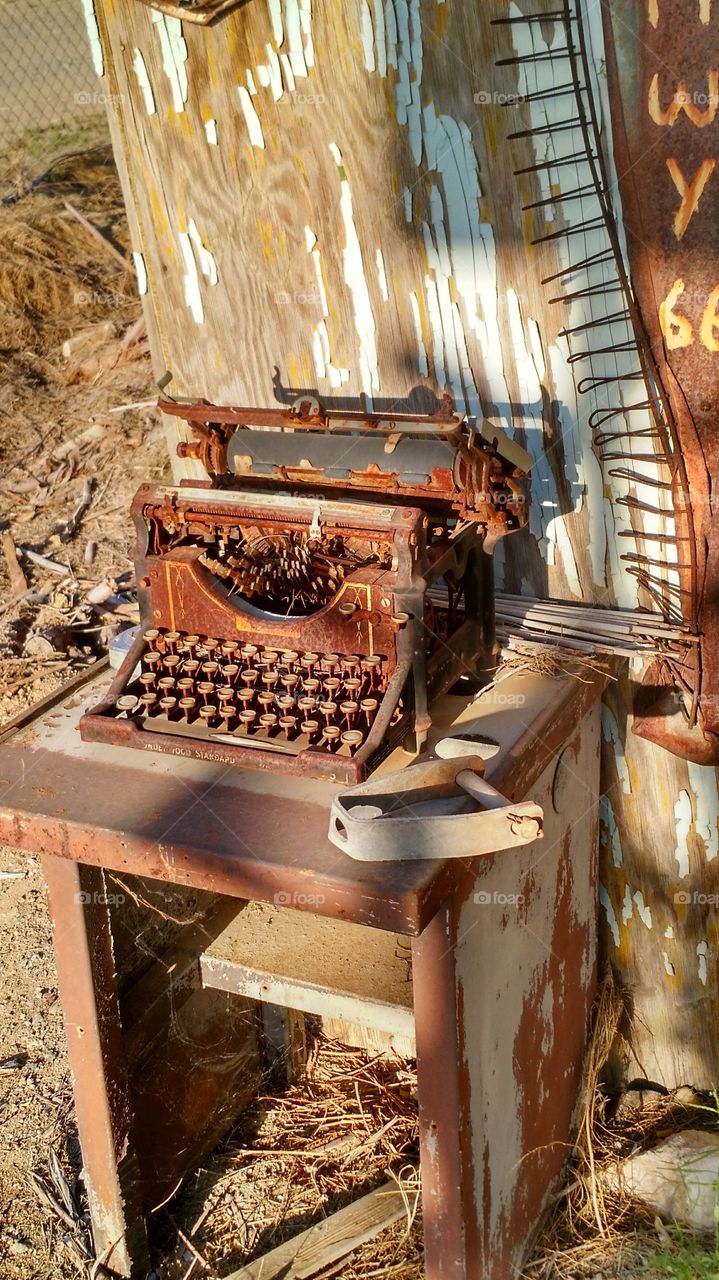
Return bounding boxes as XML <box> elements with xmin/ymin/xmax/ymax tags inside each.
<box><xmin>81</xmin><ymin>397</ymin><xmax>531</xmax><ymax>783</ymax></box>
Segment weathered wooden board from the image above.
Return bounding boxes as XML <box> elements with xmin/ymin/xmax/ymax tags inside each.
<box><xmin>81</xmin><ymin>0</ymin><xmax>719</xmax><ymax>1085</ymax></box>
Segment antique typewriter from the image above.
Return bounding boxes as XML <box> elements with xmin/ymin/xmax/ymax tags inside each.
<box><xmin>81</xmin><ymin>395</ymin><xmax>530</xmax><ymax>783</ymax></box>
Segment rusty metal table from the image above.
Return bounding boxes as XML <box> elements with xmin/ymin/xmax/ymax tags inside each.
<box><xmin>0</xmin><ymin>663</ymin><xmax>607</xmax><ymax>1279</ymax></box>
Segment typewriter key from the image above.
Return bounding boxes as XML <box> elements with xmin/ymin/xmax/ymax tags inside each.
<box><xmin>238</xmin><ymin>709</ymin><xmax>257</xmax><ymax>733</ymax></box>
<box><xmin>158</xmin><ymin>676</ymin><xmax>176</xmax><ymax>694</ymax></box>
<box><xmin>217</xmin><ymin>686</ymin><xmax>235</xmax><ymax>707</ymax></box>
<box><xmin>301</xmin><ymin>719</ymin><xmax>320</xmax><ymax>744</ymax></box>
<box><xmin>321</xmin><ymin>654</ymin><xmax>340</xmax><ymax>675</ymax></box>
<box><xmin>204</xmin><ymin>638</ymin><xmax>219</xmax><ymax>658</ymax></box>
<box><xmin>139</xmin><ymin>672</ymin><xmax>157</xmax><ymax>693</ymax></box>
<box><xmin>241</xmin><ymin>669</ymin><xmax>259</xmax><ymax>688</ymax></box>
<box><xmin>341</xmin><ymin>730</ymin><xmax>364</xmax><ymax>753</ymax></box>
<box><xmin>281</xmin><ymin>673</ymin><xmax>299</xmax><ymax>695</ymax></box>
<box><xmin>164</xmin><ymin>654</ymin><xmax>182</xmax><ymax>675</ymax></box>
<box><xmin>257</xmin><ymin>692</ymin><xmax>275</xmax><ymax>714</ymax></box>
<box><xmin>240</xmin><ymin>644</ymin><xmax>258</xmax><ymax>666</ymax></box>
<box><xmin>340</xmin><ymin>700</ymin><xmax>359</xmax><ymax>728</ymax></box>
<box><xmin>303</xmin><ymin>678</ymin><xmax>320</xmax><ymax>698</ymax></box>
<box><xmin>279</xmin><ymin>715</ymin><xmax>298</xmax><ymax>738</ymax></box>
<box><xmin>263</xmin><ymin>650</ymin><xmax>279</xmax><ymax>666</ymax></box>
<box><xmin>262</xmin><ymin>671</ymin><xmax>280</xmax><ymax>690</ymax></box>
<box><xmin>117</xmin><ymin>695</ymin><xmax>139</xmax><ymax>717</ymax></box>
<box><xmin>183</xmin><ymin>659</ymin><xmax>200</xmax><ymax>680</ymax></box>
<box><xmin>223</xmin><ymin>663</ymin><xmax>240</xmax><ymax>686</ymax></box>
<box><xmin>361</xmin><ymin>655</ymin><xmax>383</xmax><ymax>691</ymax></box>
<box><xmin>201</xmin><ymin>661</ymin><xmax>220</xmax><ymax>681</ymax></box>
<box><xmin>198</xmin><ymin>681</ymin><xmax>215</xmax><ymax>704</ymax></box>
<box><xmin>179</xmin><ymin>697</ymin><xmax>196</xmax><ymax>722</ymax></box>
<box><xmin>319</xmin><ymin>701</ymin><xmax>338</xmax><ymax>725</ymax></box>
<box><xmin>238</xmin><ymin>688</ymin><xmax>255</xmax><ymax>709</ymax></box>
<box><xmin>281</xmin><ymin>650</ymin><xmax>299</xmax><ymax>670</ymax></box>
<box><xmin>220</xmin><ymin>708</ymin><xmax>236</xmax><ymax>733</ymax></box>
<box><xmin>199</xmin><ymin>704</ymin><xmax>217</xmax><ymax>727</ymax></box>
<box><xmin>140</xmin><ymin>693</ymin><xmax>158</xmax><ymax>716</ymax></box>
<box><xmin>320</xmin><ymin>725</ymin><xmax>341</xmax><ymax>751</ymax></box>
<box><xmin>143</xmin><ymin>628</ymin><xmax>160</xmax><ymax>649</ymax></box>
<box><xmin>259</xmin><ymin>713</ymin><xmax>278</xmax><ymax>734</ymax></box>
<box><xmin>184</xmin><ymin>635</ymin><xmax>200</xmax><ymax>655</ymax></box>
<box><xmin>221</xmin><ymin>641</ymin><xmax>238</xmax><ymax>660</ymax></box>
<box><xmin>300</xmin><ymin>652</ymin><xmax>319</xmax><ymax>676</ymax></box>
<box><xmin>165</xmin><ymin>631</ymin><xmax>181</xmax><ymax>653</ymax></box>
<box><xmin>323</xmin><ymin>677</ymin><xmax>341</xmax><ymax>698</ymax></box>
<box><xmin>298</xmin><ymin>696</ymin><xmax>316</xmax><ymax>715</ymax></box>
<box><xmin>360</xmin><ymin>698</ymin><xmax>379</xmax><ymax>726</ymax></box>
<box><xmin>143</xmin><ymin>651</ymin><xmax>162</xmax><ymax>673</ymax></box>
<box><xmin>177</xmin><ymin>677</ymin><xmax>194</xmax><ymax>696</ymax></box>
<box><xmin>159</xmin><ymin>696</ymin><xmax>177</xmax><ymax>718</ymax></box>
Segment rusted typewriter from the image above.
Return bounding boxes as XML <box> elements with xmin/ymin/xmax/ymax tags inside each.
<box><xmin>81</xmin><ymin>396</ymin><xmax>530</xmax><ymax>783</ymax></box>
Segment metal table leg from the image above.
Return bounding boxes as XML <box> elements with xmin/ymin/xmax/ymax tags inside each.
<box><xmin>42</xmin><ymin>855</ymin><xmax>150</xmax><ymax>1278</ymax></box>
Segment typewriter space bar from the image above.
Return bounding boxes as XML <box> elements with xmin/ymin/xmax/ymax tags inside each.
<box><xmin>141</xmin><ymin>716</ymin><xmax>299</xmax><ymax>755</ymax></box>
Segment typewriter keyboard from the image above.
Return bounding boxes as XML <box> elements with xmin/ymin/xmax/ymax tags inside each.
<box><xmin>113</xmin><ymin>629</ymin><xmax>393</xmax><ymax>757</ymax></box>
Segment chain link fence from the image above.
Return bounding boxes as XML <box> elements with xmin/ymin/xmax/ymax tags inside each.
<box><xmin>0</xmin><ymin>0</ymin><xmax>107</xmax><ymax>157</ymax></box>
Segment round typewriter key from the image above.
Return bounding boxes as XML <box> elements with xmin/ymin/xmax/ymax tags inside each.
<box><xmin>342</xmin><ymin>730</ymin><xmax>364</xmax><ymax>753</ymax></box>
<box><xmin>198</xmin><ymin>681</ymin><xmax>215</xmax><ymax>704</ymax></box>
<box><xmin>159</xmin><ymin>696</ymin><xmax>177</xmax><ymax>717</ymax></box>
<box><xmin>177</xmin><ymin>677</ymin><xmax>194</xmax><ymax>694</ymax></box>
<box><xmin>323</xmin><ymin>677</ymin><xmax>341</xmax><ymax>697</ymax></box>
<box><xmin>139</xmin><ymin>672</ymin><xmax>156</xmax><ymax>692</ymax></box>
<box><xmin>321</xmin><ymin>726</ymin><xmax>341</xmax><ymax>751</ymax></box>
<box><xmin>164</xmin><ymin>654</ymin><xmax>182</xmax><ymax>674</ymax></box>
<box><xmin>217</xmin><ymin>686</ymin><xmax>235</xmax><ymax>706</ymax></box>
<box><xmin>204</xmin><ymin>638</ymin><xmax>219</xmax><ymax>658</ymax></box>
<box><xmin>223</xmin><ymin>663</ymin><xmax>240</xmax><ymax>686</ymax></box>
<box><xmin>199</xmin><ymin>704</ymin><xmax>217</xmax><ymax>727</ymax></box>
<box><xmin>361</xmin><ymin>655</ymin><xmax>383</xmax><ymax>690</ymax></box>
<box><xmin>239</xmin><ymin>709</ymin><xmax>257</xmax><ymax>732</ymax></box>
<box><xmin>344</xmin><ymin>677</ymin><xmax>362</xmax><ymax>697</ymax></box>
<box><xmin>262</xmin><ymin>671</ymin><xmax>280</xmax><ymax>690</ymax></box>
<box><xmin>298</xmin><ymin>696</ymin><xmax>316</xmax><ymax>715</ymax></box>
<box><xmin>220</xmin><ymin>709</ymin><xmax>236</xmax><ymax>733</ymax></box>
<box><xmin>263</xmin><ymin>649</ymin><xmax>279</xmax><ymax>665</ymax></box>
<box><xmin>279</xmin><ymin>715</ymin><xmax>298</xmax><ymax>738</ymax></box>
<box><xmin>140</xmin><ymin>693</ymin><xmax>158</xmax><ymax>716</ymax></box>
<box><xmin>143</xmin><ymin>651</ymin><xmax>162</xmax><ymax>673</ymax></box>
<box><xmin>221</xmin><ymin>641</ymin><xmax>238</xmax><ymax>659</ymax></box>
<box><xmin>179</xmin><ymin>697</ymin><xmax>196</xmax><ymax>722</ymax></box>
<box><xmin>321</xmin><ymin>654</ymin><xmax>340</xmax><ymax>675</ymax></box>
<box><xmin>259</xmin><ymin>713</ymin><xmax>278</xmax><ymax>733</ymax></box>
<box><xmin>303</xmin><ymin>678</ymin><xmax>320</xmax><ymax>697</ymax></box>
<box><xmin>183</xmin><ymin>659</ymin><xmax>200</xmax><ymax>680</ymax></box>
<box><xmin>143</xmin><ymin>628</ymin><xmax>160</xmax><ymax>648</ymax></box>
<box><xmin>281</xmin><ymin>650</ymin><xmax>299</xmax><ymax>670</ymax></box>
<box><xmin>240</xmin><ymin>644</ymin><xmax>258</xmax><ymax>665</ymax></box>
<box><xmin>301</xmin><ymin>719</ymin><xmax>320</xmax><ymax>743</ymax></box>
<box><xmin>281</xmin><ymin>673</ymin><xmax>299</xmax><ymax>694</ymax></box>
<box><xmin>184</xmin><ymin>635</ymin><xmax>200</xmax><ymax>655</ymax></box>
<box><xmin>300</xmin><ymin>652</ymin><xmax>319</xmax><ymax>675</ymax></box>
<box><xmin>277</xmin><ymin>694</ymin><xmax>295</xmax><ymax>713</ymax></box>
<box><xmin>117</xmin><ymin>695</ymin><xmax>139</xmax><ymax>717</ymax></box>
<box><xmin>361</xmin><ymin>698</ymin><xmax>379</xmax><ymax>725</ymax></box>
<box><xmin>158</xmin><ymin>676</ymin><xmax>176</xmax><ymax>693</ymax></box>
<box><xmin>241</xmin><ymin>670</ymin><xmax>259</xmax><ymax>688</ymax></box>
<box><xmin>340</xmin><ymin>700</ymin><xmax>359</xmax><ymax>727</ymax></box>
<box><xmin>202</xmin><ymin>661</ymin><xmax>220</xmax><ymax>680</ymax></box>
<box><xmin>238</xmin><ymin>688</ymin><xmax>255</xmax><ymax>709</ymax></box>
<box><xmin>164</xmin><ymin>631</ymin><xmax>181</xmax><ymax>653</ymax></box>
<box><xmin>257</xmin><ymin>692</ymin><xmax>275</xmax><ymax>714</ymax></box>
<box><xmin>342</xmin><ymin>656</ymin><xmax>361</xmax><ymax>675</ymax></box>
<box><xmin>319</xmin><ymin>700</ymin><xmax>338</xmax><ymax>724</ymax></box>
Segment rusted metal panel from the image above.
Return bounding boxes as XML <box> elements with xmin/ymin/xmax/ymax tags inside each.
<box><xmin>41</xmin><ymin>857</ymin><xmax>150</xmax><ymax>1278</ymax></box>
<box><xmin>602</xmin><ymin>0</ymin><xmax>719</xmax><ymax>759</ymax></box>
<box><xmin>413</xmin><ymin>709</ymin><xmax>600</xmax><ymax>1279</ymax></box>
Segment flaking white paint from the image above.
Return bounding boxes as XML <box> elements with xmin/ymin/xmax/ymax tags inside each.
<box><xmin>81</xmin><ymin>0</ymin><xmax>104</xmax><ymax>77</ymax></box>
<box><xmin>132</xmin><ymin>49</ymin><xmax>155</xmax><ymax>115</ymax></box>
<box><xmin>330</xmin><ymin>145</ymin><xmax>380</xmax><ymax>403</ymax></box>
<box><xmin>674</xmin><ymin>790</ymin><xmax>692</xmax><ymax>878</ymax></box>
<box><xmin>132</xmin><ymin>251</ymin><xmax>148</xmax><ymax>297</ymax></box>
<box><xmin>151</xmin><ymin>13</ymin><xmax>188</xmax><ymax>113</ymax></box>
<box><xmin>238</xmin><ymin>87</ymin><xmax>265</xmax><ymax>149</ymax></box>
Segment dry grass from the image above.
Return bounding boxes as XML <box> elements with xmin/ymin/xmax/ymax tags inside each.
<box><xmin>154</xmin><ymin>1032</ymin><xmax>423</xmax><ymax>1279</ymax></box>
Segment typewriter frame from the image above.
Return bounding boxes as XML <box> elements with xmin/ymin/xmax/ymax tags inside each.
<box><xmin>81</xmin><ymin>483</ymin><xmax>495</xmax><ymax>784</ymax></box>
